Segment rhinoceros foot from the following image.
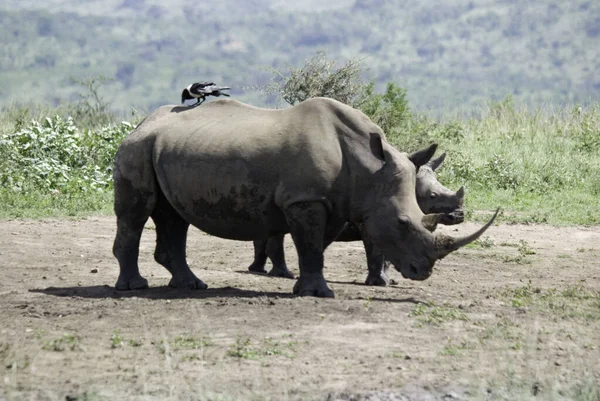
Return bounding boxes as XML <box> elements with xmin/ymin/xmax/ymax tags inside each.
<box><xmin>168</xmin><ymin>276</ymin><xmax>208</xmax><ymax>290</ymax></box>
<box><xmin>365</xmin><ymin>270</ymin><xmax>391</xmax><ymax>286</ymax></box>
<box><xmin>115</xmin><ymin>274</ymin><xmax>149</xmax><ymax>291</ymax></box>
<box><xmin>268</xmin><ymin>266</ymin><xmax>295</xmax><ymax>279</ymax></box>
<box><xmin>248</xmin><ymin>262</ymin><xmax>268</xmax><ymax>275</ymax></box>
<box><xmin>293</xmin><ymin>273</ymin><xmax>334</xmax><ymax>298</ymax></box>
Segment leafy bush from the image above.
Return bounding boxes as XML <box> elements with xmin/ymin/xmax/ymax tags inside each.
<box><xmin>259</xmin><ymin>51</ymin><xmax>371</xmax><ymax>107</ymax></box>
<box><xmin>360</xmin><ymin>82</ymin><xmax>412</xmax><ymax>137</ymax></box>
<box><xmin>0</xmin><ymin>115</ymin><xmax>133</xmax><ymax>194</ymax></box>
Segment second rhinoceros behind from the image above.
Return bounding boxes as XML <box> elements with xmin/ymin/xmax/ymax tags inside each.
<box><xmin>248</xmin><ymin>151</ymin><xmax>466</xmax><ymax>285</ymax></box>
<box><xmin>112</xmin><ymin>97</ymin><xmax>497</xmax><ymax>297</ymax></box>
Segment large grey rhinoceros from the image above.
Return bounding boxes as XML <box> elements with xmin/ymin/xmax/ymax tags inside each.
<box><xmin>112</xmin><ymin>97</ymin><xmax>497</xmax><ymax>297</ymax></box>
<box><xmin>248</xmin><ymin>152</ymin><xmax>466</xmax><ymax>286</ymax></box>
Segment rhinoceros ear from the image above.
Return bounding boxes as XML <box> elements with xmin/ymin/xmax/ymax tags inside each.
<box><xmin>369</xmin><ymin>132</ymin><xmax>386</xmax><ymax>163</ymax></box>
<box><xmin>427</xmin><ymin>152</ymin><xmax>446</xmax><ymax>171</ymax></box>
<box><xmin>409</xmin><ymin>144</ymin><xmax>438</xmax><ymax>168</ymax></box>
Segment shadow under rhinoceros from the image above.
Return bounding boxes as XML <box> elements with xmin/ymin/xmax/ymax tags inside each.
<box><xmin>29</xmin><ymin>285</ymin><xmax>296</xmax><ymax>300</ymax></box>
<box><xmin>29</xmin><ymin>285</ymin><xmax>424</xmax><ymax>304</ymax></box>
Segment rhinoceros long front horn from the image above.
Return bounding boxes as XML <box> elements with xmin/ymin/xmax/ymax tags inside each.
<box><xmin>435</xmin><ymin>208</ymin><xmax>500</xmax><ymax>259</ymax></box>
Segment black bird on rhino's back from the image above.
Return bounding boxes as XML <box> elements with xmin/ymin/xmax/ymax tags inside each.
<box><xmin>181</xmin><ymin>82</ymin><xmax>231</xmax><ymax>106</ymax></box>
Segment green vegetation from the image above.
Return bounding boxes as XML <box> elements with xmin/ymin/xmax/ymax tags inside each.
<box><xmin>227</xmin><ymin>336</ymin><xmax>297</xmax><ymax>360</ymax></box>
<box><xmin>416</xmin><ymin>98</ymin><xmax>600</xmax><ymax>225</ymax></box>
<box><xmin>465</xmin><ymin>236</ymin><xmax>496</xmax><ymax>249</ymax></box>
<box><xmin>439</xmin><ymin>338</ymin><xmax>473</xmax><ymax>356</ymax></box>
<box><xmin>502</xmin><ymin>281</ymin><xmax>600</xmax><ymax>320</ymax></box>
<box><xmin>110</xmin><ymin>330</ymin><xmax>123</xmax><ymax>349</ymax></box>
<box><xmin>171</xmin><ymin>335</ymin><xmax>213</xmax><ymax>350</ymax></box>
<box><xmin>42</xmin><ymin>334</ymin><xmax>81</xmax><ymax>352</ymax></box>
<box><xmin>409</xmin><ymin>301</ymin><xmax>468</xmax><ymax>326</ymax></box>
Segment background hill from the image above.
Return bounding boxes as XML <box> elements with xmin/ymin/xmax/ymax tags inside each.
<box><xmin>1</xmin><ymin>0</ymin><xmax>599</xmax><ymax>112</ymax></box>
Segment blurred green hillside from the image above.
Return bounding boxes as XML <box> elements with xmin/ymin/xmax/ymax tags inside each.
<box><xmin>1</xmin><ymin>0</ymin><xmax>599</xmax><ymax>112</ymax></box>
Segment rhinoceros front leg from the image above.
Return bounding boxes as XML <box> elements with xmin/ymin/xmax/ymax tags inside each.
<box><xmin>151</xmin><ymin>193</ymin><xmax>208</xmax><ymax>290</ymax></box>
<box><xmin>360</xmin><ymin>226</ymin><xmax>398</xmax><ymax>286</ymax></box>
<box><xmin>285</xmin><ymin>202</ymin><xmax>334</xmax><ymax>298</ymax></box>
<box><xmin>266</xmin><ymin>234</ymin><xmax>294</xmax><ymax>278</ymax></box>
<box><xmin>248</xmin><ymin>239</ymin><xmax>269</xmax><ymax>274</ymax></box>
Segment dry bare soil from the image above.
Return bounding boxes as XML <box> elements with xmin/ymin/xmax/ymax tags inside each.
<box><xmin>0</xmin><ymin>216</ymin><xmax>599</xmax><ymax>401</ymax></box>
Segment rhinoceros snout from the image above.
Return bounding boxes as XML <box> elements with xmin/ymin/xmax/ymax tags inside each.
<box><xmin>439</xmin><ymin>209</ymin><xmax>464</xmax><ymax>225</ymax></box>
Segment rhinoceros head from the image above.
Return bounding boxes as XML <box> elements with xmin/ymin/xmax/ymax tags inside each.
<box><xmin>416</xmin><ymin>152</ymin><xmax>465</xmax><ymax>225</ymax></box>
<box><xmin>361</xmin><ymin>138</ymin><xmax>497</xmax><ymax>281</ymax></box>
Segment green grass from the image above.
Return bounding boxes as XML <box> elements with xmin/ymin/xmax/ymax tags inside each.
<box><xmin>42</xmin><ymin>334</ymin><xmax>81</xmax><ymax>352</ymax></box>
<box><xmin>409</xmin><ymin>301</ymin><xmax>468</xmax><ymax>326</ymax></box>
<box><xmin>0</xmin><ymin>189</ymin><xmax>113</xmax><ymax>218</ymax></box>
<box><xmin>501</xmin><ymin>281</ymin><xmax>600</xmax><ymax>320</ymax></box>
<box><xmin>227</xmin><ymin>336</ymin><xmax>297</xmax><ymax>360</ymax></box>
<box><xmin>388</xmin><ymin>99</ymin><xmax>600</xmax><ymax>226</ymax></box>
<box><xmin>171</xmin><ymin>335</ymin><xmax>213</xmax><ymax>350</ymax></box>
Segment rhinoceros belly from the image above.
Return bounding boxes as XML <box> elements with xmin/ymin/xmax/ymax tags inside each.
<box><xmin>155</xmin><ymin>158</ymin><xmax>288</xmax><ymax>241</ymax></box>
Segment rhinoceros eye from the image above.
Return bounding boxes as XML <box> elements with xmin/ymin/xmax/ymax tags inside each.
<box><xmin>430</xmin><ymin>192</ymin><xmax>438</xmax><ymax>199</ymax></box>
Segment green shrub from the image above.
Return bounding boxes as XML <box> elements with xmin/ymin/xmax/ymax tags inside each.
<box><xmin>0</xmin><ymin>115</ymin><xmax>133</xmax><ymax>194</ymax></box>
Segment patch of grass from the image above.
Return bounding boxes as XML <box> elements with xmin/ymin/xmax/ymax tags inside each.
<box><xmin>227</xmin><ymin>336</ymin><xmax>297</xmax><ymax>360</ymax></box>
<box><xmin>502</xmin><ymin>282</ymin><xmax>600</xmax><ymax>320</ymax></box>
<box><xmin>110</xmin><ymin>330</ymin><xmax>123</xmax><ymax>349</ymax></box>
<box><xmin>363</xmin><ymin>296</ymin><xmax>373</xmax><ymax>309</ymax></box>
<box><xmin>440</xmin><ymin>338</ymin><xmax>474</xmax><ymax>356</ymax></box>
<box><xmin>499</xmin><ymin>240</ymin><xmax>537</xmax><ymax>264</ymax></box>
<box><xmin>440</xmin><ymin>343</ymin><xmax>460</xmax><ymax>356</ymax></box>
<box><xmin>517</xmin><ymin>240</ymin><xmax>536</xmax><ymax>256</ymax></box>
<box><xmin>0</xmin><ymin>188</ymin><xmax>113</xmax><ymax>218</ymax></box>
<box><xmin>409</xmin><ymin>301</ymin><xmax>468</xmax><ymax>326</ymax></box>
<box><xmin>171</xmin><ymin>335</ymin><xmax>213</xmax><ymax>350</ymax></box>
<box><xmin>42</xmin><ymin>334</ymin><xmax>81</xmax><ymax>352</ymax></box>
<box><xmin>228</xmin><ymin>337</ymin><xmax>260</xmax><ymax>360</ymax></box>
<box><xmin>465</xmin><ymin>236</ymin><xmax>495</xmax><ymax>249</ymax></box>
<box><xmin>128</xmin><ymin>339</ymin><xmax>143</xmax><ymax>347</ymax></box>
<box><xmin>477</xmin><ymin>318</ymin><xmax>522</xmax><ymax>346</ymax></box>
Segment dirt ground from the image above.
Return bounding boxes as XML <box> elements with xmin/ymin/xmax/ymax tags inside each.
<box><xmin>0</xmin><ymin>215</ymin><xmax>599</xmax><ymax>401</ymax></box>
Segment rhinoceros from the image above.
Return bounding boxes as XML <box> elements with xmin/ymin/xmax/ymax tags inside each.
<box><xmin>112</xmin><ymin>97</ymin><xmax>497</xmax><ymax>297</ymax></box>
<box><xmin>248</xmin><ymin>152</ymin><xmax>466</xmax><ymax>286</ymax></box>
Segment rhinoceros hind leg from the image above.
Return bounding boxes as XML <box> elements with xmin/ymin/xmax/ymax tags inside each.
<box><xmin>114</xmin><ymin>218</ymin><xmax>150</xmax><ymax>291</ymax></box>
<box><xmin>248</xmin><ymin>239</ymin><xmax>268</xmax><ymax>274</ymax></box>
<box><xmin>113</xmin><ymin>175</ymin><xmax>155</xmax><ymax>291</ymax></box>
<box><xmin>286</xmin><ymin>202</ymin><xmax>333</xmax><ymax>298</ymax></box>
<box><xmin>152</xmin><ymin>192</ymin><xmax>207</xmax><ymax>290</ymax></box>
<box><xmin>266</xmin><ymin>234</ymin><xmax>294</xmax><ymax>279</ymax></box>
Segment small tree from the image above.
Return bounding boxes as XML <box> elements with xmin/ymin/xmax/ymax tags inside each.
<box><xmin>69</xmin><ymin>76</ymin><xmax>115</xmax><ymax>128</ymax></box>
<box><xmin>259</xmin><ymin>51</ymin><xmax>416</xmax><ymax>146</ymax></box>
<box><xmin>360</xmin><ymin>82</ymin><xmax>412</xmax><ymax>136</ymax></box>
<box><xmin>261</xmin><ymin>51</ymin><xmax>371</xmax><ymax>108</ymax></box>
